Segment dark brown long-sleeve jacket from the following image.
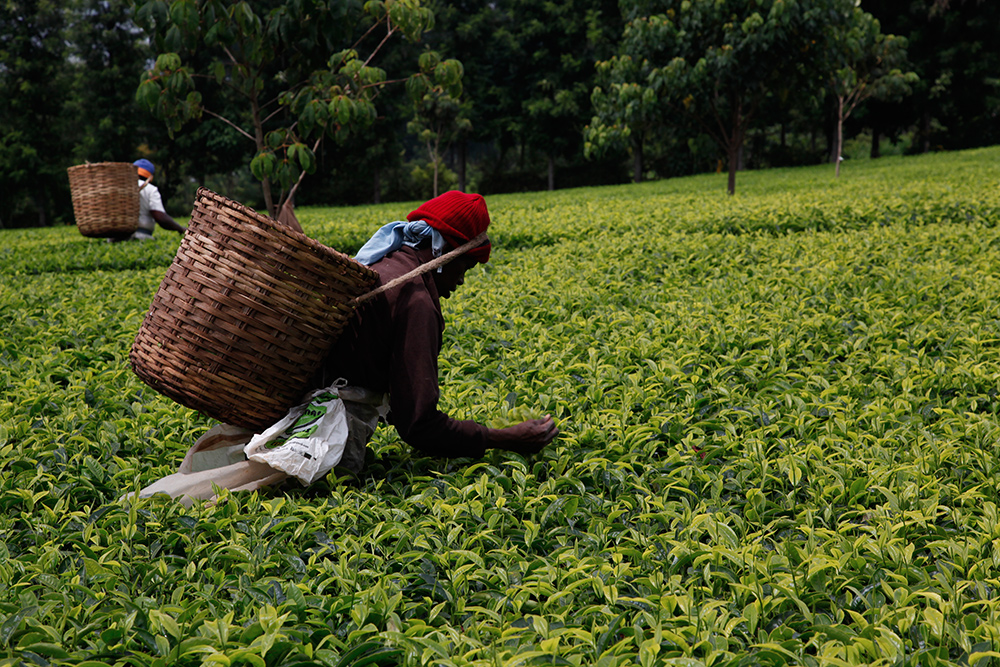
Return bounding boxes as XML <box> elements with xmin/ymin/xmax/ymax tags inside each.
<box><xmin>320</xmin><ymin>245</ymin><xmax>488</xmax><ymax>458</ymax></box>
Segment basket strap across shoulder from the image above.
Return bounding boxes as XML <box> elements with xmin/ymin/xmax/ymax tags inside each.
<box><xmin>351</xmin><ymin>230</ymin><xmax>490</xmax><ymax>306</ymax></box>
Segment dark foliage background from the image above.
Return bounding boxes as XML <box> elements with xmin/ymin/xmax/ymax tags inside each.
<box><xmin>0</xmin><ymin>0</ymin><xmax>996</xmax><ymax>228</ymax></box>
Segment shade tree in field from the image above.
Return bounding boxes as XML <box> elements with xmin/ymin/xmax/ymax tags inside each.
<box><xmin>418</xmin><ymin>1</ymin><xmax>515</xmax><ymax>190</ymax></box>
<box><xmin>826</xmin><ymin>8</ymin><xmax>916</xmax><ymax>177</ymax></box>
<box><xmin>585</xmin><ymin>53</ymin><xmax>662</xmax><ymax>184</ymax></box>
<box><xmin>406</xmin><ymin>52</ymin><xmax>468</xmax><ymax>198</ymax></box>
<box><xmin>512</xmin><ymin>0</ymin><xmax>622</xmax><ymax>190</ymax></box>
<box><xmin>423</xmin><ymin>0</ymin><xmax>623</xmax><ymax>192</ymax></box>
<box><xmin>133</xmin><ymin>0</ymin><xmax>437</xmax><ymax>218</ymax></box>
<box><xmin>589</xmin><ymin>0</ymin><xmax>867</xmax><ymax>195</ymax></box>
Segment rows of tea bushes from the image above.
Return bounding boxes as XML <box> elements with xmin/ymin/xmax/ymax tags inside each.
<box><xmin>2</xmin><ymin>146</ymin><xmax>1000</xmax><ymax>666</ymax></box>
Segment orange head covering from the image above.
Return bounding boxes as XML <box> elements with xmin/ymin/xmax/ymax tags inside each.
<box><xmin>134</xmin><ymin>158</ymin><xmax>155</xmax><ymax>180</ymax></box>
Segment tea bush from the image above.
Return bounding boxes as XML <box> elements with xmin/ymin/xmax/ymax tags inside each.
<box><xmin>1</xmin><ymin>147</ymin><xmax>999</xmax><ymax>666</ymax></box>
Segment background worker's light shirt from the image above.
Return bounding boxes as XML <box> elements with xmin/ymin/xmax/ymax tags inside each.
<box><xmin>137</xmin><ymin>180</ymin><xmax>166</xmax><ymax>233</ymax></box>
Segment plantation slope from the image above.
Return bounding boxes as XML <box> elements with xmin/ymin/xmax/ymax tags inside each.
<box><xmin>1</xmin><ymin>146</ymin><xmax>1000</xmax><ymax>666</ymax></box>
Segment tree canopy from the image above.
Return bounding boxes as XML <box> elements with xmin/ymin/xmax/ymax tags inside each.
<box><xmin>0</xmin><ymin>0</ymin><xmax>996</xmax><ymax>227</ymax></box>
<box><xmin>589</xmin><ymin>0</ymin><xmax>873</xmax><ymax>194</ymax></box>
<box><xmin>133</xmin><ymin>0</ymin><xmax>437</xmax><ymax>217</ymax></box>
<box><xmin>826</xmin><ymin>7</ymin><xmax>917</xmax><ymax>177</ymax></box>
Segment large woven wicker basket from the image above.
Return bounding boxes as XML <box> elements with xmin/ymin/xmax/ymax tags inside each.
<box><xmin>67</xmin><ymin>162</ymin><xmax>140</xmax><ymax>237</ymax></box>
<box><xmin>130</xmin><ymin>187</ymin><xmax>378</xmax><ymax>430</ymax></box>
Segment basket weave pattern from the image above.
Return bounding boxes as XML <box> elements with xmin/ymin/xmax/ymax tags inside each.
<box><xmin>130</xmin><ymin>187</ymin><xmax>378</xmax><ymax>429</ymax></box>
<box><xmin>67</xmin><ymin>162</ymin><xmax>139</xmax><ymax>237</ymax></box>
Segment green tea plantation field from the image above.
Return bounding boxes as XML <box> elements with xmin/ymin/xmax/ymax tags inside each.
<box><xmin>2</xmin><ymin>146</ymin><xmax>1000</xmax><ymax>667</ymax></box>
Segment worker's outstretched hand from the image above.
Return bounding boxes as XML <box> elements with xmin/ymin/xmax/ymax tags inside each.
<box><xmin>486</xmin><ymin>415</ymin><xmax>559</xmax><ymax>456</ymax></box>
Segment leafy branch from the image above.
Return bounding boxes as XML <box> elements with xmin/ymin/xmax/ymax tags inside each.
<box><xmin>134</xmin><ymin>0</ymin><xmax>435</xmax><ymax>219</ymax></box>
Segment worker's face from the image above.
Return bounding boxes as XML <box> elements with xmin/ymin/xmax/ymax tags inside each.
<box><xmin>435</xmin><ymin>255</ymin><xmax>479</xmax><ymax>299</ymax></box>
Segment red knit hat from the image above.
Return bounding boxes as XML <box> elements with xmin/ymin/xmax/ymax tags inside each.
<box><xmin>407</xmin><ymin>191</ymin><xmax>492</xmax><ymax>263</ymax></box>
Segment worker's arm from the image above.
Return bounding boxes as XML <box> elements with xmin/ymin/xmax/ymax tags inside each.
<box><xmin>153</xmin><ymin>210</ymin><xmax>187</xmax><ymax>233</ymax></box>
<box><xmin>485</xmin><ymin>416</ymin><xmax>559</xmax><ymax>455</ymax></box>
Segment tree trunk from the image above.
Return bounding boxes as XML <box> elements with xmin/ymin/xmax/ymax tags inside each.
<box><xmin>631</xmin><ymin>134</ymin><xmax>643</xmax><ymax>184</ymax></box>
<box><xmin>835</xmin><ymin>95</ymin><xmax>844</xmax><ymax>178</ymax></box>
<box><xmin>726</xmin><ymin>101</ymin><xmax>743</xmax><ymax>195</ymax></box>
<box><xmin>33</xmin><ymin>193</ymin><xmax>48</xmax><ymax>227</ymax></box>
<box><xmin>871</xmin><ymin>129</ymin><xmax>881</xmax><ymax>159</ymax></box>
<box><xmin>373</xmin><ymin>167</ymin><xmax>381</xmax><ymax>204</ymax></box>
<box><xmin>547</xmin><ymin>154</ymin><xmax>555</xmax><ymax>191</ymax></box>
<box><xmin>825</xmin><ymin>96</ymin><xmax>837</xmax><ymax>164</ymax></box>
<box><xmin>921</xmin><ymin>109</ymin><xmax>931</xmax><ymax>153</ymax></box>
<box><xmin>727</xmin><ymin>143</ymin><xmax>738</xmax><ymax>195</ymax></box>
<box><xmin>250</xmin><ymin>93</ymin><xmax>276</xmax><ymax>216</ymax></box>
<box><xmin>276</xmin><ymin>196</ymin><xmax>304</xmax><ymax>234</ymax></box>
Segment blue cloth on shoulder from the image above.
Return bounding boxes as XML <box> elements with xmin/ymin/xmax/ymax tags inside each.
<box><xmin>353</xmin><ymin>220</ymin><xmax>448</xmax><ymax>267</ymax></box>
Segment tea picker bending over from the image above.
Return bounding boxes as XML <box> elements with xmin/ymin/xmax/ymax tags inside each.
<box><xmin>131</xmin><ymin>191</ymin><xmax>558</xmax><ymax>505</ymax></box>
<box><xmin>315</xmin><ymin>190</ymin><xmax>559</xmax><ymax>472</ymax></box>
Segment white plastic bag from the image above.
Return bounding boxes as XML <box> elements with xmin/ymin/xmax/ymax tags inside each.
<box><xmin>123</xmin><ymin>424</ymin><xmax>287</xmax><ymax>507</ymax></box>
<box><xmin>243</xmin><ymin>386</ymin><xmax>351</xmax><ymax>485</ymax></box>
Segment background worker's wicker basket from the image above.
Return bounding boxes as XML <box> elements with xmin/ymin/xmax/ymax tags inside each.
<box><xmin>130</xmin><ymin>187</ymin><xmax>378</xmax><ymax>430</ymax></box>
<box><xmin>67</xmin><ymin>162</ymin><xmax>140</xmax><ymax>237</ymax></box>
